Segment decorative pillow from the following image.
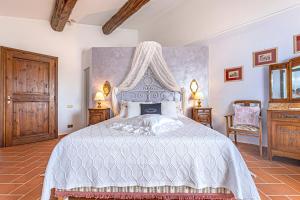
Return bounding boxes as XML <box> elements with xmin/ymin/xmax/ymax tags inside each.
<box><xmin>119</xmin><ymin>101</ymin><xmax>128</xmax><ymax>118</ymax></box>
<box><xmin>141</xmin><ymin>103</ymin><xmax>162</xmax><ymax>115</ymax></box>
<box><xmin>161</xmin><ymin>101</ymin><xmax>178</xmax><ymax>118</ymax></box>
<box><xmin>233</xmin><ymin>105</ymin><xmax>260</xmax><ymax>127</ymax></box>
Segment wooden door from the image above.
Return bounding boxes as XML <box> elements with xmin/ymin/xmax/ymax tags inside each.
<box><xmin>2</xmin><ymin>47</ymin><xmax>57</xmax><ymax>146</ymax></box>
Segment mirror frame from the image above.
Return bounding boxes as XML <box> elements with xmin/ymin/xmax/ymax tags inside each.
<box><xmin>269</xmin><ymin>56</ymin><xmax>300</xmax><ymax>103</ymax></box>
<box><xmin>289</xmin><ymin>56</ymin><xmax>300</xmax><ymax>102</ymax></box>
<box><xmin>269</xmin><ymin>63</ymin><xmax>289</xmax><ymax>103</ymax></box>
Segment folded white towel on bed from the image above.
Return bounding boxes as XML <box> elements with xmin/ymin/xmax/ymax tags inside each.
<box><xmin>107</xmin><ymin>114</ymin><xmax>183</xmax><ymax>135</ymax></box>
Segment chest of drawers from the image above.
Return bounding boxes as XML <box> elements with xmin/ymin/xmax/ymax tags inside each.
<box><xmin>267</xmin><ymin>110</ymin><xmax>300</xmax><ymax>160</ymax></box>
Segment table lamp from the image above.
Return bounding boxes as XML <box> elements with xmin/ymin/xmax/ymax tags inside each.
<box><xmin>94</xmin><ymin>91</ymin><xmax>105</xmax><ymax>108</ymax></box>
<box><xmin>194</xmin><ymin>91</ymin><xmax>204</xmax><ymax>107</ymax></box>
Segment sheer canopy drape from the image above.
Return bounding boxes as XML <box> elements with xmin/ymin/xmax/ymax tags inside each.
<box><xmin>112</xmin><ymin>41</ymin><xmax>181</xmax><ymax>115</ymax></box>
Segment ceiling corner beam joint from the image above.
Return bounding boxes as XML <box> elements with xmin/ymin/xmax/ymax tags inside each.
<box><xmin>51</xmin><ymin>0</ymin><xmax>78</xmax><ymax>32</ymax></box>
<box><xmin>102</xmin><ymin>0</ymin><xmax>150</xmax><ymax>35</ymax></box>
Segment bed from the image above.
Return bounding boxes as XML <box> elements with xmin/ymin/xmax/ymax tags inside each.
<box><xmin>41</xmin><ymin>42</ymin><xmax>259</xmax><ymax>200</ymax></box>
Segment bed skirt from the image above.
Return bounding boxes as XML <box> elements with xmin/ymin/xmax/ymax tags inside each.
<box><xmin>55</xmin><ymin>186</ymin><xmax>235</xmax><ymax>200</ymax></box>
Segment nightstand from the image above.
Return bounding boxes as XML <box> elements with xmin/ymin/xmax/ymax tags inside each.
<box><xmin>88</xmin><ymin>108</ymin><xmax>110</xmax><ymax>125</ymax></box>
<box><xmin>192</xmin><ymin>107</ymin><xmax>213</xmax><ymax>128</ymax></box>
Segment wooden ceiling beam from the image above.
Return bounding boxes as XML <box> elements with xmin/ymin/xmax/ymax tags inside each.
<box><xmin>102</xmin><ymin>0</ymin><xmax>150</xmax><ymax>35</ymax></box>
<box><xmin>51</xmin><ymin>0</ymin><xmax>77</xmax><ymax>32</ymax></box>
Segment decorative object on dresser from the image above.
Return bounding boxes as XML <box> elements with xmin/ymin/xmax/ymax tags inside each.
<box><xmin>193</xmin><ymin>91</ymin><xmax>204</xmax><ymax>107</ymax></box>
<box><xmin>192</xmin><ymin>107</ymin><xmax>213</xmax><ymax>128</ymax></box>
<box><xmin>224</xmin><ymin>66</ymin><xmax>243</xmax><ymax>82</ymax></box>
<box><xmin>225</xmin><ymin>100</ymin><xmax>263</xmax><ymax>156</ymax></box>
<box><xmin>0</xmin><ymin>47</ymin><xmax>58</xmax><ymax>147</ymax></box>
<box><xmin>94</xmin><ymin>91</ymin><xmax>105</xmax><ymax>108</ymax></box>
<box><xmin>294</xmin><ymin>34</ymin><xmax>300</xmax><ymax>54</ymax></box>
<box><xmin>253</xmin><ymin>47</ymin><xmax>278</xmax><ymax>67</ymax></box>
<box><xmin>268</xmin><ymin>56</ymin><xmax>300</xmax><ymax>161</ymax></box>
<box><xmin>88</xmin><ymin>108</ymin><xmax>110</xmax><ymax>125</ymax></box>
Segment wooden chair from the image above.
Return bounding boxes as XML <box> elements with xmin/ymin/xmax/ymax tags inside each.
<box><xmin>224</xmin><ymin>100</ymin><xmax>263</xmax><ymax>156</ymax></box>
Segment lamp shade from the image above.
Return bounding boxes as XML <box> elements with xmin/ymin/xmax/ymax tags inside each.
<box><xmin>190</xmin><ymin>79</ymin><xmax>199</xmax><ymax>94</ymax></box>
<box><xmin>94</xmin><ymin>91</ymin><xmax>105</xmax><ymax>101</ymax></box>
<box><xmin>194</xmin><ymin>91</ymin><xmax>204</xmax><ymax>100</ymax></box>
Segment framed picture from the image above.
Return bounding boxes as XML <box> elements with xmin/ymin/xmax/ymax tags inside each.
<box><xmin>294</xmin><ymin>34</ymin><xmax>300</xmax><ymax>54</ymax></box>
<box><xmin>253</xmin><ymin>48</ymin><xmax>277</xmax><ymax>67</ymax></box>
<box><xmin>224</xmin><ymin>66</ymin><xmax>243</xmax><ymax>82</ymax></box>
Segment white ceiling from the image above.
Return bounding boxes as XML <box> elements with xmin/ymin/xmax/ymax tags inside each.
<box><xmin>0</xmin><ymin>0</ymin><xmax>299</xmax><ymax>33</ymax></box>
<box><xmin>0</xmin><ymin>0</ymin><xmax>184</xmax><ymax>29</ymax></box>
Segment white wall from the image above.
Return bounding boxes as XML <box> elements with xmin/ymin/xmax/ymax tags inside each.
<box><xmin>140</xmin><ymin>4</ymin><xmax>300</xmax><ymax>145</ymax></box>
<box><xmin>206</xmin><ymin>7</ymin><xmax>300</xmax><ymax>146</ymax></box>
<box><xmin>0</xmin><ymin>16</ymin><xmax>138</xmax><ymax>134</ymax></box>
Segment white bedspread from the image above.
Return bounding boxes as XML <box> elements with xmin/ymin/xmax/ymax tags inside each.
<box><xmin>41</xmin><ymin>117</ymin><xmax>260</xmax><ymax>200</ymax></box>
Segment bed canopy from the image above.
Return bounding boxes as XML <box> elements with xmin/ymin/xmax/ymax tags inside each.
<box><xmin>111</xmin><ymin>41</ymin><xmax>184</xmax><ymax>115</ymax></box>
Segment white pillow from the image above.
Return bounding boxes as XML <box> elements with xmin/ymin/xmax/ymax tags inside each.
<box><xmin>127</xmin><ymin>102</ymin><xmax>141</xmax><ymax>118</ymax></box>
<box><xmin>161</xmin><ymin>101</ymin><xmax>178</xmax><ymax>118</ymax></box>
<box><xmin>126</xmin><ymin>101</ymin><xmax>152</xmax><ymax>118</ymax></box>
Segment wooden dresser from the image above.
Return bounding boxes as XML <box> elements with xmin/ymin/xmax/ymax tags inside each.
<box><xmin>192</xmin><ymin>107</ymin><xmax>213</xmax><ymax>128</ymax></box>
<box><xmin>267</xmin><ymin>109</ymin><xmax>300</xmax><ymax>160</ymax></box>
<box><xmin>88</xmin><ymin>108</ymin><xmax>110</xmax><ymax>125</ymax></box>
<box><xmin>268</xmin><ymin>56</ymin><xmax>300</xmax><ymax>160</ymax></box>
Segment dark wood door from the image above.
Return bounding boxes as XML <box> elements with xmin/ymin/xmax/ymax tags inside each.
<box><xmin>2</xmin><ymin>47</ymin><xmax>57</xmax><ymax>146</ymax></box>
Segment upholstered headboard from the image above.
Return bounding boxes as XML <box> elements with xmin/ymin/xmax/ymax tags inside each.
<box><xmin>117</xmin><ymin>68</ymin><xmax>186</xmax><ymax>112</ymax></box>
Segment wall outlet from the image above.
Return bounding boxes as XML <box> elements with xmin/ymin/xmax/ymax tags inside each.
<box><xmin>66</xmin><ymin>105</ymin><xmax>73</xmax><ymax>108</ymax></box>
<box><xmin>67</xmin><ymin>124</ymin><xmax>73</xmax><ymax>128</ymax></box>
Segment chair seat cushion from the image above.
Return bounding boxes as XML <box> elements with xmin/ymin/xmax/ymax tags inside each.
<box><xmin>230</xmin><ymin>124</ymin><xmax>259</xmax><ymax>132</ymax></box>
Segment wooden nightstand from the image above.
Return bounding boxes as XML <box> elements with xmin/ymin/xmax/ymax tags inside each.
<box><xmin>192</xmin><ymin>107</ymin><xmax>213</xmax><ymax>128</ymax></box>
<box><xmin>88</xmin><ymin>108</ymin><xmax>110</xmax><ymax>125</ymax></box>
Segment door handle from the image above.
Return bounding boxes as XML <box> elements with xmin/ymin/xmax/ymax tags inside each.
<box><xmin>7</xmin><ymin>96</ymin><xmax>11</xmax><ymax>104</ymax></box>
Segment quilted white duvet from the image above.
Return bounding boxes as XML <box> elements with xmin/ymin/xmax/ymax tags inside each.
<box><xmin>41</xmin><ymin>117</ymin><xmax>260</xmax><ymax>200</ymax></box>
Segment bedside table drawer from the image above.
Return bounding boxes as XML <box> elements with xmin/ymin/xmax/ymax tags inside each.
<box><xmin>88</xmin><ymin>108</ymin><xmax>110</xmax><ymax>125</ymax></box>
<box><xmin>195</xmin><ymin>114</ymin><xmax>210</xmax><ymax>122</ymax></box>
<box><xmin>192</xmin><ymin>107</ymin><xmax>213</xmax><ymax>128</ymax></box>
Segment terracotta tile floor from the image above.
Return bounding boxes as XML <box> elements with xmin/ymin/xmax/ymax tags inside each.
<box><xmin>0</xmin><ymin>138</ymin><xmax>299</xmax><ymax>200</ymax></box>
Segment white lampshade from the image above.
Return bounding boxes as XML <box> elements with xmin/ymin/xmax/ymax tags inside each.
<box><xmin>94</xmin><ymin>91</ymin><xmax>105</xmax><ymax>101</ymax></box>
<box><xmin>194</xmin><ymin>91</ymin><xmax>204</xmax><ymax>100</ymax></box>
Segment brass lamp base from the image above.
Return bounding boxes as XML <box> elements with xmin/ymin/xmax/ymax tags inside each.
<box><xmin>97</xmin><ymin>101</ymin><xmax>102</xmax><ymax>108</ymax></box>
<box><xmin>197</xmin><ymin>100</ymin><xmax>202</xmax><ymax>107</ymax></box>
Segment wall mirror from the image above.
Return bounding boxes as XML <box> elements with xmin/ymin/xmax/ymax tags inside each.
<box><xmin>269</xmin><ymin>56</ymin><xmax>300</xmax><ymax>102</ymax></box>
<box><xmin>271</xmin><ymin>67</ymin><xmax>287</xmax><ymax>99</ymax></box>
<box><xmin>269</xmin><ymin>63</ymin><xmax>288</xmax><ymax>102</ymax></box>
<box><xmin>291</xmin><ymin>65</ymin><xmax>300</xmax><ymax>99</ymax></box>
